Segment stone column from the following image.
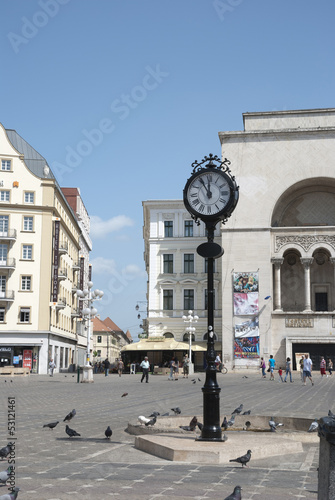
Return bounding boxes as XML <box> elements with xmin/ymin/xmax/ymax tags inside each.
<box><xmin>271</xmin><ymin>258</ymin><xmax>284</xmax><ymax>311</ymax></box>
<box><xmin>330</xmin><ymin>257</ymin><xmax>335</xmax><ymax>311</ymax></box>
<box><xmin>300</xmin><ymin>258</ymin><xmax>313</xmax><ymax>312</ymax></box>
<box><xmin>318</xmin><ymin>416</ymin><xmax>335</xmax><ymax>499</ymax></box>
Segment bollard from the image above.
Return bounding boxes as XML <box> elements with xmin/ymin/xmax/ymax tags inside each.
<box><xmin>77</xmin><ymin>365</ymin><xmax>80</xmax><ymax>383</ymax></box>
<box><xmin>318</xmin><ymin>416</ymin><xmax>335</xmax><ymax>499</ymax></box>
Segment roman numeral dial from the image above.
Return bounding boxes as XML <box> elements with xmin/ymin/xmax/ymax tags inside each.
<box><xmin>186</xmin><ymin>171</ymin><xmax>231</xmax><ymax>216</ymax></box>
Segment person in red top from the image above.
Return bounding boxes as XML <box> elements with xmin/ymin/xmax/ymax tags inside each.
<box><xmin>278</xmin><ymin>367</ymin><xmax>284</xmax><ymax>382</ymax></box>
<box><xmin>320</xmin><ymin>357</ymin><xmax>327</xmax><ymax>377</ymax></box>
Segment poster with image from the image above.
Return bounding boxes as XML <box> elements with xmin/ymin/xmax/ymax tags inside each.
<box><xmin>234</xmin><ymin>292</ymin><xmax>259</xmax><ymax>316</ymax></box>
<box><xmin>234</xmin><ymin>317</ymin><xmax>259</xmax><ymax>338</ymax></box>
<box><xmin>233</xmin><ymin>272</ymin><xmax>259</xmax><ymax>293</ymax></box>
<box><xmin>234</xmin><ymin>337</ymin><xmax>260</xmax><ymax>358</ymax></box>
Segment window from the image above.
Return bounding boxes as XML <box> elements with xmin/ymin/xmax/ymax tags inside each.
<box><xmin>163</xmin><ymin>254</ymin><xmax>173</xmax><ymax>273</ymax></box>
<box><xmin>163</xmin><ymin>290</ymin><xmax>173</xmax><ymax>310</ymax></box>
<box><xmin>184</xmin><ymin>254</ymin><xmax>194</xmax><ymax>273</ymax></box>
<box><xmin>24</xmin><ymin>192</ymin><xmax>34</xmax><ymax>203</ymax></box>
<box><xmin>0</xmin><ymin>191</ymin><xmax>10</xmax><ymax>202</ymax></box>
<box><xmin>0</xmin><ymin>216</ymin><xmax>9</xmax><ymax>235</ymax></box>
<box><xmin>20</xmin><ymin>307</ymin><xmax>30</xmax><ymax>323</ymax></box>
<box><xmin>21</xmin><ymin>276</ymin><xmax>31</xmax><ymax>291</ymax></box>
<box><xmin>23</xmin><ymin>217</ymin><xmax>33</xmax><ymax>231</ymax></box>
<box><xmin>97</xmin><ymin>350</ymin><xmax>101</xmax><ymax>357</ymax></box>
<box><xmin>184</xmin><ymin>289</ymin><xmax>194</xmax><ymax>310</ymax></box>
<box><xmin>1</xmin><ymin>160</ymin><xmax>11</xmax><ymax>171</ymax></box>
<box><xmin>184</xmin><ymin>220</ymin><xmax>193</xmax><ymax>237</ymax></box>
<box><xmin>0</xmin><ymin>308</ymin><xmax>5</xmax><ymax>322</ymax></box>
<box><xmin>205</xmin><ymin>289</ymin><xmax>215</xmax><ymax>309</ymax></box>
<box><xmin>22</xmin><ymin>245</ymin><xmax>32</xmax><ymax>260</ymax></box>
<box><xmin>97</xmin><ymin>335</ymin><xmax>102</xmax><ymax>343</ymax></box>
<box><xmin>164</xmin><ymin>220</ymin><xmax>173</xmax><ymax>237</ymax></box>
<box><xmin>315</xmin><ymin>292</ymin><xmax>328</xmax><ymax>311</ymax></box>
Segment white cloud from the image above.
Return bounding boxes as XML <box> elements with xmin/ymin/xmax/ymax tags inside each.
<box><xmin>90</xmin><ymin>215</ymin><xmax>134</xmax><ymax>238</ymax></box>
<box><xmin>89</xmin><ymin>257</ymin><xmax>117</xmax><ymax>275</ymax></box>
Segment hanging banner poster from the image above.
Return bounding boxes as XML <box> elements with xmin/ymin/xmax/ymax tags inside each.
<box><xmin>234</xmin><ymin>337</ymin><xmax>260</xmax><ymax>358</ymax></box>
<box><xmin>234</xmin><ymin>317</ymin><xmax>259</xmax><ymax>338</ymax></box>
<box><xmin>23</xmin><ymin>349</ymin><xmax>32</xmax><ymax>369</ymax></box>
<box><xmin>234</xmin><ymin>292</ymin><xmax>259</xmax><ymax>316</ymax></box>
<box><xmin>233</xmin><ymin>272</ymin><xmax>259</xmax><ymax>293</ymax></box>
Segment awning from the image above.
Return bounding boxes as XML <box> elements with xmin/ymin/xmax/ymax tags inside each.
<box><xmin>121</xmin><ymin>339</ymin><xmax>207</xmax><ymax>352</ymax></box>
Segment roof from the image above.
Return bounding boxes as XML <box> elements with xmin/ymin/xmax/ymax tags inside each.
<box><xmin>103</xmin><ymin>317</ymin><xmax>122</xmax><ymax>332</ymax></box>
<box><xmin>121</xmin><ymin>339</ymin><xmax>207</xmax><ymax>352</ymax></box>
<box><xmin>92</xmin><ymin>316</ymin><xmax>114</xmax><ymax>333</ymax></box>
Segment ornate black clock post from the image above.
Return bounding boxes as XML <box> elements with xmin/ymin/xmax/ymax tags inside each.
<box><xmin>183</xmin><ymin>154</ymin><xmax>239</xmax><ymax>441</ymax></box>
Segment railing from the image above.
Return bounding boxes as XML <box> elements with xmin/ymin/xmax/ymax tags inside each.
<box><xmin>59</xmin><ymin>242</ymin><xmax>68</xmax><ymax>253</ymax></box>
<box><xmin>0</xmin><ymin>229</ymin><xmax>17</xmax><ymax>240</ymax></box>
<box><xmin>58</xmin><ymin>269</ymin><xmax>67</xmax><ymax>279</ymax></box>
<box><xmin>0</xmin><ymin>290</ymin><xmax>14</xmax><ymax>301</ymax></box>
<box><xmin>0</xmin><ymin>258</ymin><xmax>16</xmax><ymax>269</ymax></box>
<box><xmin>72</xmin><ymin>261</ymin><xmax>81</xmax><ymax>270</ymax></box>
<box><xmin>55</xmin><ymin>298</ymin><xmax>66</xmax><ymax>308</ymax></box>
<box><xmin>71</xmin><ymin>308</ymin><xmax>81</xmax><ymax>317</ymax></box>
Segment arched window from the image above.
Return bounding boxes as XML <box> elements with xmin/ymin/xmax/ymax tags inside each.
<box><xmin>163</xmin><ymin>332</ymin><xmax>174</xmax><ymax>339</ymax></box>
<box><xmin>183</xmin><ymin>333</ymin><xmax>195</xmax><ymax>342</ymax></box>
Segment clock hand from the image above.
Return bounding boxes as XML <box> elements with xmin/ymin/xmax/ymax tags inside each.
<box><xmin>207</xmin><ymin>179</ymin><xmax>212</xmax><ymax>199</ymax></box>
<box><xmin>199</xmin><ymin>178</ymin><xmax>212</xmax><ymax>198</ymax></box>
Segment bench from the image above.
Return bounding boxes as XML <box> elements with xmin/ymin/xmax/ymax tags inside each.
<box><xmin>0</xmin><ymin>367</ymin><xmax>30</xmax><ymax>376</ymax></box>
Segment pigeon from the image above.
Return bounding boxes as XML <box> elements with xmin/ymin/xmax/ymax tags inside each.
<box><xmin>0</xmin><ymin>487</ymin><xmax>20</xmax><ymax>500</ymax></box>
<box><xmin>171</xmin><ymin>407</ymin><xmax>181</xmax><ymax>415</ymax></box>
<box><xmin>227</xmin><ymin>415</ymin><xmax>235</xmax><ymax>427</ymax></box>
<box><xmin>43</xmin><ymin>421</ymin><xmax>59</xmax><ymax>430</ymax></box>
<box><xmin>65</xmin><ymin>425</ymin><xmax>81</xmax><ymax>438</ymax></box>
<box><xmin>161</xmin><ymin>412</ymin><xmax>169</xmax><ymax>417</ymax></box>
<box><xmin>121</xmin><ymin>393</ymin><xmax>128</xmax><ymax>398</ymax></box>
<box><xmin>191</xmin><ymin>379</ymin><xmax>196</xmax><ymax>382</ymax></box>
<box><xmin>189</xmin><ymin>416</ymin><xmax>198</xmax><ymax>430</ymax></box>
<box><xmin>242</xmin><ymin>410</ymin><xmax>251</xmax><ymax>415</ymax></box>
<box><xmin>192</xmin><ymin>380</ymin><xmax>196</xmax><ymax>384</ymax></box>
<box><xmin>105</xmin><ymin>426</ymin><xmax>112</xmax><ymax>439</ymax></box>
<box><xmin>0</xmin><ymin>446</ymin><xmax>12</xmax><ymax>461</ymax></box>
<box><xmin>224</xmin><ymin>485</ymin><xmax>242</xmax><ymax>500</ymax></box>
<box><xmin>242</xmin><ymin>376</ymin><xmax>248</xmax><ymax>379</ymax></box>
<box><xmin>145</xmin><ymin>416</ymin><xmax>156</xmax><ymax>427</ymax></box>
<box><xmin>63</xmin><ymin>409</ymin><xmax>76</xmax><ymax>422</ymax></box>
<box><xmin>244</xmin><ymin>421</ymin><xmax>251</xmax><ymax>431</ymax></box>
<box><xmin>197</xmin><ymin>422</ymin><xmax>203</xmax><ymax>431</ymax></box>
<box><xmin>229</xmin><ymin>449</ymin><xmax>252</xmax><ymax>467</ymax></box>
<box><xmin>149</xmin><ymin>411</ymin><xmax>160</xmax><ymax>417</ymax></box>
<box><xmin>0</xmin><ymin>466</ymin><xmax>12</xmax><ymax>484</ymax></box>
<box><xmin>221</xmin><ymin>416</ymin><xmax>228</xmax><ymax>430</ymax></box>
<box><xmin>328</xmin><ymin>410</ymin><xmax>335</xmax><ymax>418</ymax></box>
<box><xmin>232</xmin><ymin>404</ymin><xmax>243</xmax><ymax>415</ymax></box>
<box><xmin>308</xmin><ymin>419</ymin><xmax>319</xmax><ymax>432</ymax></box>
<box><xmin>269</xmin><ymin>417</ymin><xmax>284</xmax><ymax>432</ymax></box>
<box><xmin>198</xmin><ymin>378</ymin><xmax>201</xmax><ymax>381</ymax></box>
<box><xmin>179</xmin><ymin>425</ymin><xmax>196</xmax><ymax>431</ymax></box>
<box><xmin>138</xmin><ymin>415</ymin><xmax>151</xmax><ymax>425</ymax></box>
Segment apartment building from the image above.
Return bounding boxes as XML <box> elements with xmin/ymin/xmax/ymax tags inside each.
<box><xmin>0</xmin><ymin>123</ymin><xmax>91</xmax><ymax>374</ymax></box>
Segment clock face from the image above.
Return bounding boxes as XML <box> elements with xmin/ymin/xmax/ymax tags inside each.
<box><xmin>186</xmin><ymin>170</ymin><xmax>231</xmax><ymax>217</ymax></box>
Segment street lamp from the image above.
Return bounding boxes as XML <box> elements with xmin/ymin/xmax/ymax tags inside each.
<box><xmin>182</xmin><ymin>310</ymin><xmax>198</xmax><ymax>375</ymax></box>
<box><xmin>77</xmin><ymin>280</ymin><xmax>104</xmax><ymax>382</ymax></box>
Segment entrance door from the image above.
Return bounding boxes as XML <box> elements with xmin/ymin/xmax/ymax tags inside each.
<box><xmin>0</xmin><ymin>276</ymin><xmax>6</xmax><ymax>298</ymax></box>
<box><xmin>0</xmin><ymin>244</ymin><xmax>7</xmax><ymax>266</ymax></box>
<box><xmin>0</xmin><ymin>216</ymin><xmax>8</xmax><ymax>237</ymax></box>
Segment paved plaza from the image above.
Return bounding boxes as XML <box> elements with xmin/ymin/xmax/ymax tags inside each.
<box><xmin>0</xmin><ymin>368</ymin><xmax>333</xmax><ymax>499</ymax></box>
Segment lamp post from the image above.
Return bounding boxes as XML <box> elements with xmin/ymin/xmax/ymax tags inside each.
<box><xmin>182</xmin><ymin>310</ymin><xmax>198</xmax><ymax>375</ymax></box>
<box><xmin>76</xmin><ymin>280</ymin><xmax>104</xmax><ymax>383</ymax></box>
<box><xmin>135</xmin><ymin>301</ymin><xmax>148</xmax><ymax>339</ymax></box>
<box><xmin>183</xmin><ymin>154</ymin><xmax>239</xmax><ymax>441</ymax></box>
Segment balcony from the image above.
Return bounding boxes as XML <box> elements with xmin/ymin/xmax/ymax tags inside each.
<box><xmin>55</xmin><ymin>298</ymin><xmax>66</xmax><ymax>309</ymax></box>
<box><xmin>72</xmin><ymin>261</ymin><xmax>81</xmax><ymax>270</ymax></box>
<box><xmin>0</xmin><ymin>258</ymin><xmax>16</xmax><ymax>270</ymax></box>
<box><xmin>0</xmin><ymin>290</ymin><xmax>14</xmax><ymax>302</ymax></box>
<box><xmin>71</xmin><ymin>308</ymin><xmax>81</xmax><ymax>318</ymax></box>
<box><xmin>58</xmin><ymin>268</ymin><xmax>67</xmax><ymax>280</ymax></box>
<box><xmin>59</xmin><ymin>242</ymin><xmax>68</xmax><ymax>254</ymax></box>
<box><xmin>72</xmin><ymin>281</ymin><xmax>80</xmax><ymax>293</ymax></box>
<box><xmin>0</xmin><ymin>229</ymin><xmax>17</xmax><ymax>242</ymax></box>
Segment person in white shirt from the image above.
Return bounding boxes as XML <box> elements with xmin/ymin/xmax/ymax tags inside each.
<box><xmin>303</xmin><ymin>354</ymin><xmax>314</xmax><ymax>386</ymax></box>
<box><xmin>140</xmin><ymin>356</ymin><xmax>150</xmax><ymax>383</ymax></box>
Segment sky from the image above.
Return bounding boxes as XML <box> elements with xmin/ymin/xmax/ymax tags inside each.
<box><xmin>1</xmin><ymin>0</ymin><xmax>335</xmax><ymax>339</ymax></box>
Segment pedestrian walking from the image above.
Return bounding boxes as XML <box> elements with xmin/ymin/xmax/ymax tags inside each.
<box><xmin>320</xmin><ymin>356</ymin><xmax>326</xmax><ymax>377</ymax></box>
<box><xmin>104</xmin><ymin>358</ymin><xmax>110</xmax><ymax>377</ymax></box>
<box><xmin>284</xmin><ymin>357</ymin><xmax>293</xmax><ymax>382</ymax></box>
<box><xmin>168</xmin><ymin>357</ymin><xmax>175</xmax><ymax>380</ymax></box>
<box><xmin>182</xmin><ymin>354</ymin><xmax>190</xmax><ymax>378</ymax></box>
<box><xmin>303</xmin><ymin>354</ymin><xmax>314</xmax><ymax>386</ymax></box>
<box><xmin>268</xmin><ymin>354</ymin><xmax>276</xmax><ymax>381</ymax></box>
<box><xmin>278</xmin><ymin>367</ymin><xmax>284</xmax><ymax>382</ymax></box>
<box><xmin>49</xmin><ymin>359</ymin><xmax>56</xmax><ymax>377</ymax></box>
<box><xmin>173</xmin><ymin>358</ymin><xmax>179</xmax><ymax>380</ymax></box>
<box><xmin>140</xmin><ymin>356</ymin><xmax>150</xmax><ymax>383</ymax></box>
<box><xmin>260</xmin><ymin>357</ymin><xmax>266</xmax><ymax>378</ymax></box>
<box><xmin>299</xmin><ymin>355</ymin><xmax>305</xmax><ymax>381</ymax></box>
<box><xmin>328</xmin><ymin>358</ymin><xmax>333</xmax><ymax>376</ymax></box>
<box><xmin>117</xmin><ymin>359</ymin><xmax>124</xmax><ymax>377</ymax></box>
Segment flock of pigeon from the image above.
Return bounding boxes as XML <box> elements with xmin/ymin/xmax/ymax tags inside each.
<box><xmin>42</xmin><ymin>408</ymin><xmax>113</xmax><ymax>440</ymax></box>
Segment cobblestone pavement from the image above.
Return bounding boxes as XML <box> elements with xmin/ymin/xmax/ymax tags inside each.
<box><xmin>0</xmin><ymin>369</ymin><xmax>332</xmax><ymax>499</ymax></box>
